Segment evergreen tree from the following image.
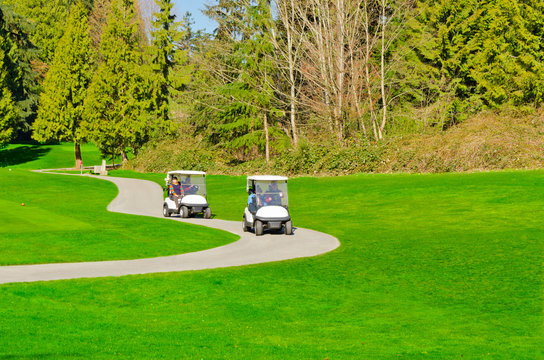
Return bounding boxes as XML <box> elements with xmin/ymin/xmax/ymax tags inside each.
<box><xmin>0</xmin><ymin>4</ymin><xmax>39</xmax><ymax>137</ymax></box>
<box><xmin>171</xmin><ymin>12</ymin><xmax>193</xmax><ymax>90</ymax></box>
<box><xmin>83</xmin><ymin>0</ymin><xmax>152</xmax><ymax>162</ymax></box>
<box><xmin>0</xmin><ymin>87</ymin><xmax>17</xmax><ymax>147</ymax></box>
<box><xmin>409</xmin><ymin>0</ymin><xmax>544</xmax><ymax>123</ymax></box>
<box><xmin>468</xmin><ymin>0</ymin><xmax>544</xmax><ymax>106</ymax></box>
<box><xmin>1</xmin><ymin>0</ymin><xmax>94</xmax><ymax>63</ymax></box>
<box><xmin>190</xmin><ymin>0</ymin><xmax>288</xmax><ymax>159</ymax></box>
<box><xmin>32</xmin><ymin>1</ymin><xmax>93</xmax><ymax>168</ymax></box>
<box><xmin>0</xmin><ymin>5</ymin><xmax>20</xmax><ymax>147</ymax></box>
<box><xmin>195</xmin><ymin>1</ymin><xmax>263</xmax><ymax>156</ymax></box>
<box><xmin>149</xmin><ymin>0</ymin><xmax>176</xmax><ymax>123</ymax></box>
<box><xmin>236</xmin><ymin>0</ymin><xmax>285</xmax><ymax>160</ymax></box>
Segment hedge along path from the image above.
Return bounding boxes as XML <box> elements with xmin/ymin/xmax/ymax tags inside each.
<box><xmin>0</xmin><ymin>172</ymin><xmax>340</xmax><ymax>284</ymax></box>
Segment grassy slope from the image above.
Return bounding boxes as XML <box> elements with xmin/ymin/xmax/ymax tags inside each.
<box><xmin>0</xmin><ymin>144</ymin><xmax>236</xmax><ymax>265</ymax></box>
<box><xmin>1</xmin><ymin>163</ymin><xmax>542</xmax><ymax>358</ymax></box>
<box><xmin>380</xmin><ymin>111</ymin><xmax>544</xmax><ymax>173</ymax></box>
<box><xmin>0</xmin><ymin>142</ymin><xmax>113</xmax><ymax>169</ymax></box>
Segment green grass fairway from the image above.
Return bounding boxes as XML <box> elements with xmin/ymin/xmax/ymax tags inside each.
<box><xmin>0</xmin><ymin>169</ymin><xmax>236</xmax><ymax>264</ymax></box>
<box><xmin>0</xmin><ymin>142</ymin><xmax>117</xmax><ymax>170</ymax></box>
<box><xmin>1</xmin><ymin>162</ymin><xmax>542</xmax><ymax>358</ymax></box>
<box><xmin>0</xmin><ymin>144</ymin><xmax>236</xmax><ymax>265</ymax></box>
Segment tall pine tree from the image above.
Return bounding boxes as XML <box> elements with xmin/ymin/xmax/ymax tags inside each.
<box><xmin>193</xmin><ymin>0</ymin><xmax>288</xmax><ymax>159</ymax></box>
<box><xmin>410</xmin><ymin>0</ymin><xmax>544</xmax><ymax>121</ymax></box>
<box><xmin>32</xmin><ymin>1</ymin><xmax>93</xmax><ymax>168</ymax></box>
<box><xmin>0</xmin><ymin>5</ymin><xmax>20</xmax><ymax>147</ymax></box>
<box><xmin>1</xmin><ymin>0</ymin><xmax>94</xmax><ymax>63</ymax></box>
<box><xmin>1</xmin><ymin>5</ymin><xmax>39</xmax><ymax>137</ymax></box>
<box><xmin>469</xmin><ymin>0</ymin><xmax>544</xmax><ymax>106</ymax></box>
<box><xmin>150</xmin><ymin>0</ymin><xmax>176</xmax><ymax>123</ymax></box>
<box><xmin>83</xmin><ymin>0</ymin><xmax>151</xmax><ymax>162</ymax></box>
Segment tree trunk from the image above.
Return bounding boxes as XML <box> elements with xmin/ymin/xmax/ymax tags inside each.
<box><xmin>312</xmin><ymin>1</ymin><xmax>334</xmax><ymax>135</ymax></box>
<box><xmin>121</xmin><ymin>150</ymin><xmax>128</xmax><ymax>164</ymax></box>
<box><xmin>288</xmin><ymin>0</ymin><xmax>298</xmax><ymax>147</ymax></box>
<box><xmin>379</xmin><ymin>0</ymin><xmax>387</xmax><ymax>140</ymax></box>
<box><xmin>336</xmin><ymin>0</ymin><xmax>345</xmax><ymax>142</ymax></box>
<box><xmin>349</xmin><ymin>45</ymin><xmax>366</xmax><ymax>136</ymax></box>
<box><xmin>264</xmin><ymin>112</ymin><xmax>270</xmax><ymax>163</ymax></box>
<box><xmin>363</xmin><ymin>1</ymin><xmax>379</xmax><ymax>141</ymax></box>
<box><xmin>74</xmin><ymin>141</ymin><xmax>82</xmax><ymax>170</ymax></box>
<box><xmin>289</xmin><ymin>82</ymin><xmax>298</xmax><ymax>146</ymax></box>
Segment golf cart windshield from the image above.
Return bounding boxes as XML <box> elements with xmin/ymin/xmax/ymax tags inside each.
<box><xmin>253</xmin><ymin>180</ymin><xmax>288</xmax><ymax>208</ymax></box>
<box><xmin>170</xmin><ymin>174</ymin><xmax>206</xmax><ymax>197</ymax></box>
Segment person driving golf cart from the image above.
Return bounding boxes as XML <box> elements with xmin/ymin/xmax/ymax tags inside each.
<box><xmin>181</xmin><ymin>176</ymin><xmax>199</xmax><ymax>195</ymax></box>
<box><xmin>168</xmin><ymin>177</ymin><xmax>184</xmax><ymax>203</ymax></box>
<box><xmin>268</xmin><ymin>182</ymin><xmax>280</xmax><ymax>193</ymax></box>
<box><xmin>163</xmin><ymin>170</ymin><xmax>211</xmax><ymax>219</ymax></box>
<box><xmin>243</xmin><ymin>175</ymin><xmax>292</xmax><ymax>235</ymax></box>
<box><xmin>264</xmin><ymin>181</ymin><xmax>283</xmax><ymax>206</ymax></box>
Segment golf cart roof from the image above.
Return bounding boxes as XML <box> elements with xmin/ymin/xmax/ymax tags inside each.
<box><xmin>247</xmin><ymin>175</ymin><xmax>288</xmax><ymax>181</ymax></box>
<box><xmin>167</xmin><ymin>170</ymin><xmax>206</xmax><ymax>176</ymax></box>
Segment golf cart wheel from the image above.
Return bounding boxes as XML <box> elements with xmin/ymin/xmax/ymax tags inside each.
<box><xmin>163</xmin><ymin>204</ymin><xmax>171</xmax><ymax>217</ymax></box>
<box><xmin>255</xmin><ymin>220</ymin><xmax>264</xmax><ymax>236</ymax></box>
<box><xmin>180</xmin><ymin>206</ymin><xmax>189</xmax><ymax>218</ymax></box>
<box><xmin>284</xmin><ymin>220</ymin><xmax>293</xmax><ymax>235</ymax></box>
<box><xmin>203</xmin><ymin>207</ymin><xmax>212</xmax><ymax>219</ymax></box>
<box><xmin>242</xmin><ymin>218</ymin><xmax>249</xmax><ymax>232</ymax></box>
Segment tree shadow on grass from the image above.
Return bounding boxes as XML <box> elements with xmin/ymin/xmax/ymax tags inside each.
<box><xmin>0</xmin><ymin>145</ymin><xmax>51</xmax><ymax>168</ymax></box>
<box><xmin>0</xmin><ymin>353</ymin><xmax>82</xmax><ymax>359</ymax></box>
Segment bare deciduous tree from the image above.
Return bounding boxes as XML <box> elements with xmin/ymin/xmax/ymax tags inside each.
<box><xmin>270</xmin><ymin>0</ymin><xmax>306</xmax><ymax>146</ymax></box>
<box><xmin>135</xmin><ymin>0</ymin><xmax>159</xmax><ymax>36</ymax></box>
<box><xmin>189</xmin><ymin>0</ymin><xmax>413</xmax><ymax>146</ymax></box>
<box><xmin>89</xmin><ymin>0</ymin><xmax>111</xmax><ymax>50</ymax></box>
<box><xmin>282</xmin><ymin>0</ymin><xmax>412</xmax><ymax>141</ymax></box>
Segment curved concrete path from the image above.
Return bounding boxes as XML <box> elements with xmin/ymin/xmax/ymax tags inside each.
<box><xmin>0</xmin><ymin>174</ymin><xmax>340</xmax><ymax>284</ymax></box>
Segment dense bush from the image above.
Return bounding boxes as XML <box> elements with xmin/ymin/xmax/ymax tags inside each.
<box><xmin>127</xmin><ymin>142</ymin><xmax>216</xmax><ymax>173</ymax></box>
<box><xmin>272</xmin><ymin>141</ymin><xmax>382</xmax><ymax>175</ymax></box>
<box><xmin>127</xmin><ymin>110</ymin><xmax>544</xmax><ymax>176</ymax></box>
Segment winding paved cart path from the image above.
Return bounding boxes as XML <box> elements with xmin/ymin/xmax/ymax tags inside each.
<box><xmin>0</xmin><ymin>174</ymin><xmax>340</xmax><ymax>284</ymax></box>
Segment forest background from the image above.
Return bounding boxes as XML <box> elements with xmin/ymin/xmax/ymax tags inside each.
<box><xmin>1</xmin><ymin>0</ymin><xmax>543</xmax><ymax>174</ymax></box>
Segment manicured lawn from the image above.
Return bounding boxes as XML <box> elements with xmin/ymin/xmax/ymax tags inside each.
<box><xmin>1</xmin><ymin>161</ymin><xmax>542</xmax><ymax>358</ymax></box>
<box><xmin>1</xmin><ymin>146</ymin><xmax>543</xmax><ymax>358</ymax></box>
<box><xmin>0</xmin><ymin>142</ymin><xmax>116</xmax><ymax>170</ymax></box>
<box><xmin>0</xmin><ymin>145</ymin><xmax>236</xmax><ymax>265</ymax></box>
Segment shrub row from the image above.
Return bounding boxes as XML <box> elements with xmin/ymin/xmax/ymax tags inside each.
<box><xmin>127</xmin><ymin>110</ymin><xmax>544</xmax><ymax>176</ymax></box>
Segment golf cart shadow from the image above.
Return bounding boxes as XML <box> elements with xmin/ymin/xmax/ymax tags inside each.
<box><xmin>171</xmin><ymin>213</ymin><xmax>215</xmax><ymax>219</ymax></box>
<box><xmin>248</xmin><ymin>226</ymin><xmax>297</xmax><ymax>236</ymax></box>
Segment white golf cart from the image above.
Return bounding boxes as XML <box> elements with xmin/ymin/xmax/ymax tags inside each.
<box><xmin>163</xmin><ymin>170</ymin><xmax>211</xmax><ymax>219</ymax></box>
<box><xmin>243</xmin><ymin>175</ymin><xmax>292</xmax><ymax>236</ymax></box>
